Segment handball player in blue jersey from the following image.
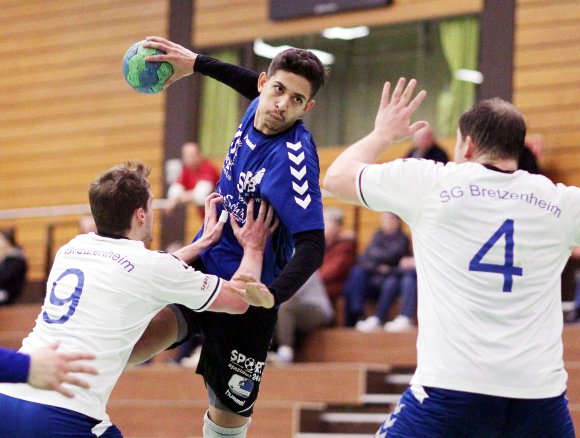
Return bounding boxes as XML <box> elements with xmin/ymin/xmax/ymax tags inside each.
<box><xmin>138</xmin><ymin>37</ymin><xmax>328</xmax><ymax>437</ymax></box>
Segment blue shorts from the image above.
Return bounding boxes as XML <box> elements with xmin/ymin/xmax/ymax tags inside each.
<box><xmin>0</xmin><ymin>393</ymin><xmax>122</xmax><ymax>437</ymax></box>
<box><xmin>375</xmin><ymin>385</ymin><xmax>575</xmax><ymax>438</ymax></box>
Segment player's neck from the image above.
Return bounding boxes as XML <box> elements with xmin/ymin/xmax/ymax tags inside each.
<box><xmin>474</xmin><ymin>156</ymin><xmax>518</xmax><ymax>172</ymax></box>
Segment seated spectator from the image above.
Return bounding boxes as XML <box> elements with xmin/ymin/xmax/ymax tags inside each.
<box><xmin>0</xmin><ymin>229</ymin><xmax>28</xmax><ymax>306</ymax></box>
<box><xmin>319</xmin><ymin>207</ymin><xmax>356</xmax><ymax>303</ymax></box>
<box><xmin>356</xmin><ymin>254</ymin><xmax>417</xmax><ymax>332</ymax></box>
<box><xmin>270</xmin><ymin>272</ymin><xmax>334</xmax><ymax>364</ymax></box>
<box><xmin>405</xmin><ymin>125</ymin><xmax>448</xmax><ymax>164</ymax></box>
<box><xmin>342</xmin><ymin>212</ymin><xmax>409</xmax><ymax>327</ymax></box>
<box><xmin>165</xmin><ymin>142</ymin><xmax>220</xmax><ymax>218</ymax></box>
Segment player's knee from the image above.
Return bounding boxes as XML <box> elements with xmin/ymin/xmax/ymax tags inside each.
<box><xmin>203</xmin><ymin>410</ymin><xmax>251</xmax><ymax>438</ymax></box>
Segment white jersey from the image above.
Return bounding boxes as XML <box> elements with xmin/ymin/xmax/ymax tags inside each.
<box><xmin>0</xmin><ymin>233</ymin><xmax>222</xmax><ymax>424</ymax></box>
<box><xmin>357</xmin><ymin>159</ymin><xmax>580</xmax><ymax>399</ymax></box>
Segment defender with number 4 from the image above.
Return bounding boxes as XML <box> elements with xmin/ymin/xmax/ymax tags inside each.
<box><xmin>324</xmin><ymin>78</ymin><xmax>578</xmax><ymax>437</ymax></box>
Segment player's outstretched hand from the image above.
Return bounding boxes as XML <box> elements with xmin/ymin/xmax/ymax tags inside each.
<box><xmin>231</xmin><ymin>199</ymin><xmax>279</xmax><ymax>252</ymax></box>
<box><xmin>374</xmin><ymin>78</ymin><xmax>428</xmax><ymax>144</ymax></box>
<box><xmin>232</xmin><ymin>273</ymin><xmax>275</xmax><ymax>309</ymax></box>
<box><xmin>27</xmin><ymin>341</ymin><xmax>98</xmax><ymax>398</ymax></box>
<box><xmin>144</xmin><ymin>36</ymin><xmax>198</xmax><ymax>89</ymax></box>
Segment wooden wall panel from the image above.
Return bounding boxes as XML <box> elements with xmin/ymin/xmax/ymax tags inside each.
<box><xmin>193</xmin><ymin>0</ymin><xmax>483</xmax><ymax>48</ymax></box>
<box><xmin>0</xmin><ymin>0</ymin><xmax>169</xmax><ymax>282</ymax></box>
<box><xmin>514</xmin><ymin>0</ymin><xmax>580</xmax><ymax>186</ymax></box>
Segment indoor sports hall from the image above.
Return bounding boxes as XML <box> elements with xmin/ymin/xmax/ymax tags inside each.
<box><xmin>0</xmin><ymin>1</ymin><xmax>579</xmax><ymax>436</ymax></box>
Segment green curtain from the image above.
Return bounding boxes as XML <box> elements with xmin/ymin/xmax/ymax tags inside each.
<box><xmin>436</xmin><ymin>17</ymin><xmax>480</xmax><ymax>136</ymax></box>
<box><xmin>199</xmin><ymin>50</ymin><xmax>241</xmax><ymax>157</ymax></box>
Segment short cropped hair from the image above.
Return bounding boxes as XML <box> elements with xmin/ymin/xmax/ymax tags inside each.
<box><xmin>268</xmin><ymin>48</ymin><xmax>328</xmax><ymax>98</ymax></box>
<box><xmin>459</xmin><ymin>98</ymin><xmax>526</xmax><ymax>161</ymax></box>
<box><xmin>89</xmin><ymin>161</ymin><xmax>151</xmax><ymax>235</ymax></box>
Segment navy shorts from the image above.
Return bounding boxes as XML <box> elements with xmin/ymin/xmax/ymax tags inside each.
<box><xmin>375</xmin><ymin>385</ymin><xmax>575</xmax><ymax>438</ymax></box>
<box><xmin>0</xmin><ymin>393</ymin><xmax>122</xmax><ymax>437</ymax></box>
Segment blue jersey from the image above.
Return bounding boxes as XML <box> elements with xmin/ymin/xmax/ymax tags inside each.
<box><xmin>0</xmin><ymin>348</ymin><xmax>29</xmax><ymax>383</ymax></box>
<box><xmin>197</xmin><ymin>98</ymin><xmax>324</xmax><ymax>284</ymax></box>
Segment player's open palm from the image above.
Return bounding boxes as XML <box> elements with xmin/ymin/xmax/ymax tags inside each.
<box><xmin>144</xmin><ymin>36</ymin><xmax>198</xmax><ymax>88</ymax></box>
<box><xmin>374</xmin><ymin>78</ymin><xmax>428</xmax><ymax>143</ymax></box>
<box><xmin>232</xmin><ymin>274</ymin><xmax>275</xmax><ymax>309</ymax></box>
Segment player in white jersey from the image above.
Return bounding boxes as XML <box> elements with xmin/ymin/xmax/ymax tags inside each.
<box><xmin>0</xmin><ymin>162</ymin><xmax>278</xmax><ymax>437</ymax></box>
<box><xmin>323</xmin><ymin>79</ymin><xmax>578</xmax><ymax>437</ymax></box>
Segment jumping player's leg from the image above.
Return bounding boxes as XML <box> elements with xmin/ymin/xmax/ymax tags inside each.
<box><xmin>203</xmin><ymin>385</ymin><xmax>251</xmax><ymax>438</ymax></box>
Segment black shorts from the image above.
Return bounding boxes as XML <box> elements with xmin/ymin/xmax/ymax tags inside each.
<box><xmin>174</xmin><ymin>260</ymin><xmax>278</xmax><ymax>416</ymax></box>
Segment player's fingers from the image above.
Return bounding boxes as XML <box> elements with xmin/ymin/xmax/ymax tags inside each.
<box><xmin>229</xmin><ymin>215</ymin><xmax>240</xmax><ymax>233</ymax></box>
<box><xmin>409</xmin><ymin>121</ymin><xmax>430</xmax><ymax>135</ymax></box>
<box><xmin>64</xmin><ymin>362</ymin><xmax>99</xmax><ymax>375</ymax></box>
<box><xmin>269</xmin><ymin>215</ymin><xmax>280</xmax><ymax>234</ymax></box>
<box><xmin>232</xmin><ymin>273</ymin><xmax>258</xmax><ymax>283</ymax></box>
<box><xmin>379</xmin><ymin>82</ymin><xmax>391</xmax><ymax>109</ymax></box>
<box><xmin>408</xmin><ymin>89</ymin><xmax>427</xmax><ymax>113</ymax></box>
<box><xmin>246</xmin><ymin>198</ymin><xmax>255</xmax><ymax>221</ymax></box>
<box><xmin>61</xmin><ymin>373</ymin><xmax>92</xmax><ymax>389</ymax></box>
<box><xmin>264</xmin><ymin>202</ymin><xmax>275</xmax><ymax>226</ymax></box>
<box><xmin>257</xmin><ymin>199</ymin><xmax>268</xmax><ymax>222</ymax></box>
<box><xmin>391</xmin><ymin>78</ymin><xmax>406</xmax><ymax>103</ymax></box>
<box><xmin>61</xmin><ymin>352</ymin><xmax>96</xmax><ymax>362</ymax></box>
<box><xmin>218</xmin><ymin>210</ymin><xmax>229</xmax><ymax>224</ymax></box>
<box><xmin>53</xmin><ymin>380</ymin><xmax>75</xmax><ymax>398</ymax></box>
<box><xmin>400</xmin><ymin>79</ymin><xmax>417</xmax><ymax>105</ymax></box>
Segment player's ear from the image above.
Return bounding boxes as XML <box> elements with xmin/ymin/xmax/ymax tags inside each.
<box><xmin>302</xmin><ymin>99</ymin><xmax>316</xmax><ymax>115</ymax></box>
<box><xmin>464</xmin><ymin>135</ymin><xmax>476</xmax><ymax>160</ymax></box>
<box><xmin>257</xmin><ymin>72</ymin><xmax>268</xmax><ymax>92</ymax></box>
<box><xmin>135</xmin><ymin>207</ymin><xmax>146</xmax><ymax>224</ymax></box>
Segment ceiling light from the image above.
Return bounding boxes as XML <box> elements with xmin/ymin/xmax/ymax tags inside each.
<box><xmin>322</xmin><ymin>26</ymin><xmax>370</xmax><ymax>40</ymax></box>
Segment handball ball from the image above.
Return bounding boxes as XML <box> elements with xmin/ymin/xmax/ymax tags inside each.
<box><xmin>122</xmin><ymin>40</ymin><xmax>173</xmax><ymax>94</ymax></box>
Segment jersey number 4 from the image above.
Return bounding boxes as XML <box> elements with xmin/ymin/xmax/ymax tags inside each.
<box><xmin>469</xmin><ymin>219</ymin><xmax>523</xmax><ymax>292</ymax></box>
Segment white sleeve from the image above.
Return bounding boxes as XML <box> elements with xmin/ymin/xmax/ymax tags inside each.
<box><xmin>357</xmin><ymin>158</ymin><xmax>443</xmax><ymax>224</ymax></box>
<box><xmin>149</xmin><ymin>253</ymin><xmax>222</xmax><ymax>311</ymax></box>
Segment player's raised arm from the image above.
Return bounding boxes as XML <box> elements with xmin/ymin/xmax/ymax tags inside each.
<box><xmin>144</xmin><ymin>36</ymin><xmax>260</xmax><ymax>99</ymax></box>
<box><xmin>324</xmin><ymin>78</ymin><xmax>428</xmax><ymax>204</ymax></box>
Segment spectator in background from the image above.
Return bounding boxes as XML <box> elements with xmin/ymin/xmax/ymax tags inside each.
<box><xmin>270</xmin><ymin>272</ymin><xmax>334</xmax><ymax>364</ymax></box>
<box><xmin>0</xmin><ymin>228</ymin><xmax>28</xmax><ymax>306</ymax></box>
<box><xmin>356</xmin><ymin>251</ymin><xmax>417</xmax><ymax>332</ymax></box>
<box><xmin>405</xmin><ymin>125</ymin><xmax>448</xmax><ymax>164</ymax></box>
<box><xmin>518</xmin><ymin>135</ymin><xmax>544</xmax><ymax>174</ymax></box>
<box><xmin>319</xmin><ymin>207</ymin><xmax>356</xmax><ymax>303</ymax></box>
<box><xmin>165</xmin><ymin>142</ymin><xmax>220</xmax><ymax>218</ymax></box>
<box><xmin>342</xmin><ymin>212</ymin><xmax>409</xmax><ymax>327</ymax></box>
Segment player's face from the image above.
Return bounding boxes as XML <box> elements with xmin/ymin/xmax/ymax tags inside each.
<box><xmin>255</xmin><ymin>70</ymin><xmax>316</xmax><ymax>135</ymax></box>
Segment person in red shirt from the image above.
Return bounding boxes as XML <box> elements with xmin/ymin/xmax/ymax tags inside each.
<box><xmin>165</xmin><ymin>142</ymin><xmax>220</xmax><ymax>218</ymax></box>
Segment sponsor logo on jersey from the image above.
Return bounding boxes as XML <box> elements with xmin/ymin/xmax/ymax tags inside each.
<box><xmin>200</xmin><ymin>275</ymin><xmax>211</xmax><ymax>291</ymax></box>
<box><xmin>223</xmin><ymin>127</ymin><xmax>243</xmax><ymax>181</ymax></box>
<box><xmin>229</xmin><ymin>350</ymin><xmax>265</xmax><ymax>382</ymax></box>
<box><xmin>228</xmin><ymin>374</ymin><xmax>254</xmax><ymax>399</ymax></box>
<box><xmin>287</xmin><ymin>141</ymin><xmax>311</xmax><ymax>209</ymax></box>
<box><xmin>244</xmin><ymin>134</ymin><xmax>257</xmax><ymax>150</ymax></box>
<box><xmin>237</xmin><ymin>168</ymin><xmax>266</xmax><ymax>195</ymax></box>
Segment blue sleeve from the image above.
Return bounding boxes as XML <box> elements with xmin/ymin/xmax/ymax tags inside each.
<box><xmin>260</xmin><ymin>132</ymin><xmax>324</xmax><ymax>234</ymax></box>
<box><xmin>0</xmin><ymin>347</ymin><xmax>30</xmax><ymax>383</ymax></box>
